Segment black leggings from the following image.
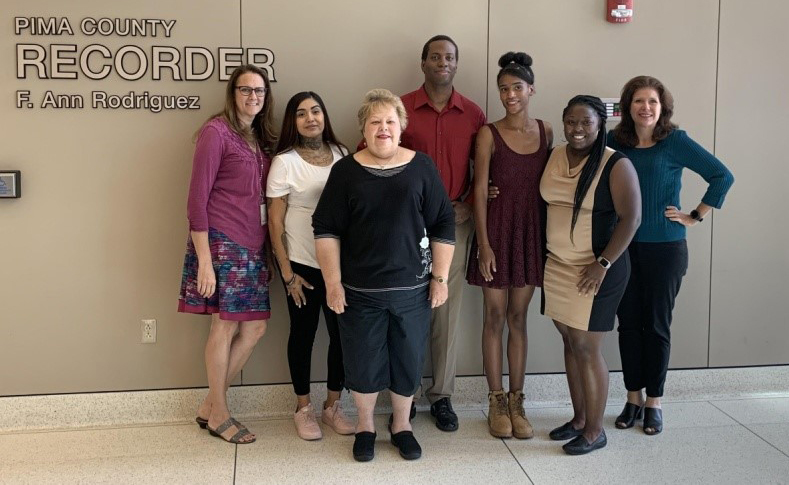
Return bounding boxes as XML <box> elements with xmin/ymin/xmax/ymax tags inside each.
<box><xmin>284</xmin><ymin>261</ymin><xmax>344</xmax><ymax>396</ymax></box>
<box><xmin>616</xmin><ymin>240</ymin><xmax>688</xmax><ymax>398</ymax></box>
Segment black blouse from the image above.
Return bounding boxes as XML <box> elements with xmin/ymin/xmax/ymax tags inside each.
<box><xmin>313</xmin><ymin>152</ymin><xmax>455</xmax><ymax>291</ymax></box>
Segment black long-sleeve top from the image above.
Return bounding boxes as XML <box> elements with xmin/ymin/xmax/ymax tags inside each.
<box><xmin>312</xmin><ymin>152</ymin><xmax>455</xmax><ymax>292</ymax></box>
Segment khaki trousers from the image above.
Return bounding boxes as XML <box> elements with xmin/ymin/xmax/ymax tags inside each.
<box><xmin>425</xmin><ymin>217</ymin><xmax>474</xmax><ymax>403</ymax></box>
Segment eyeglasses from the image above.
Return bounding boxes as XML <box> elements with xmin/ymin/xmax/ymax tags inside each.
<box><xmin>236</xmin><ymin>86</ymin><xmax>266</xmax><ymax>97</ymax></box>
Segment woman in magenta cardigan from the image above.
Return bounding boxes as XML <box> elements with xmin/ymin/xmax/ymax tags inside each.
<box><xmin>178</xmin><ymin>65</ymin><xmax>278</xmax><ymax>444</ymax></box>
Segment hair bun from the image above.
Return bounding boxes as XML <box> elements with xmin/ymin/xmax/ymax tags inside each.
<box><xmin>498</xmin><ymin>51</ymin><xmax>533</xmax><ymax>69</ymax></box>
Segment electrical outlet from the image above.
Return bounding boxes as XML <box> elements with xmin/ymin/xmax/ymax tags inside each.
<box><xmin>141</xmin><ymin>319</ymin><xmax>157</xmax><ymax>343</ymax></box>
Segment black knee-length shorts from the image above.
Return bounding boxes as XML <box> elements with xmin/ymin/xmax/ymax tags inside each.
<box><xmin>338</xmin><ymin>286</ymin><xmax>431</xmax><ymax>396</ymax></box>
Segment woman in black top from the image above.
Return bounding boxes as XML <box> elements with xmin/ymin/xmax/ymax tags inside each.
<box><xmin>313</xmin><ymin>89</ymin><xmax>455</xmax><ymax>462</ymax></box>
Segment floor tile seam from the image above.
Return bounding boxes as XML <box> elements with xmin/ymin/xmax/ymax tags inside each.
<box><xmin>233</xmin><ymin>443</ymin><xmax>238</xmax><ymax>484</ymax></box>
<box><xmin>472</xmin><ymin>408</ymin><xmax>533</xmax><ymax>484</ymax></box>
<box><xmin>500</xmin><ymin>437</ymin><xmax>534</xmax><ymax>484</ymax></box>
<box><xmin>708</xmin><ymin>400</ymin><xmax>789</xmax><ymax>459</ymax></box>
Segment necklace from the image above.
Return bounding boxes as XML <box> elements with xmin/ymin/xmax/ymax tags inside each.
<box><xmin>370</xmin><ymin>147</ymin><xmax>399</xmax><ymax>170</ymax></box>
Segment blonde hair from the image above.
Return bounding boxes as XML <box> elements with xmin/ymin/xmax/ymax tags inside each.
<box><xmin>357</xmin><ymin>89</ymin><xmax>408</xmax><ymax>132</ymax></box>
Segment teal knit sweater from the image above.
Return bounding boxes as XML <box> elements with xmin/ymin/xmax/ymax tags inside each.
<box><xmin>607</xmin><ymin>130</ymin><xmax>734</xmax><ymax>243</ymax></box>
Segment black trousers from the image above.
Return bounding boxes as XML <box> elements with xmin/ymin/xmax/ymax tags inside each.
<box><xmin>284</xmin><ymin>261</ymin><xmax>344</xmax><ymax>396</ymax></box>
<box><xmin>616</xmin><ymin>240</ymin><xmax>688</xmax><ymax>398</ymax></box>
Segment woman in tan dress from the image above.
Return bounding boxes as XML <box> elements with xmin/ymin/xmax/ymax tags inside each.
<box><xmin>539</xmin><ymin>95</ymin><xmax>641</xmax><ymax>455</ymax></box>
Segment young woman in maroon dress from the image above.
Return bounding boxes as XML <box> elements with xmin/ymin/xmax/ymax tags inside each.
<box><xmin>468</xmin><ymin>52</ymin><xmax>553</xmax><ymax>439</ymax></box>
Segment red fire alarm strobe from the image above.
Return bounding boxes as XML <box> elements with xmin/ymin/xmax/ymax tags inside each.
<box><xmin>607</xmin><ymin>0</ymin><xmax>633</xmax><ymax>23</ymax></box>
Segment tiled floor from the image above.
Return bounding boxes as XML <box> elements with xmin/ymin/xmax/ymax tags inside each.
<box><xmin>2</xmin><ymin>397</ymin><xmax>789</xmax><ymax>484</ymax></box>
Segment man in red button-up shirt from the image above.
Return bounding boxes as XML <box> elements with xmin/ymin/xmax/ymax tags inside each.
<box><xmin>401</xmin><ymin>35</ymin><xmax>486</xmax><ymax>432</ymax></box>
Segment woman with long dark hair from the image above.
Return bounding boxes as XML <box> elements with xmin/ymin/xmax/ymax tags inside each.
<box><xmin>179</xmin><ymin>64</ymin><xmax>277</xmax><ymax>444</ymax></box>
<box><xmin>540</xmin><ymin>95</ymin><xmax>641</xmax><ymax>455</ymax></box>
<box><xmin>266</xmin><ymin>91</ymin><xmax>353</xmax><ymax>440</ymax></box>
<box><xmin>609</xmin><ymin>76</ymin><xmax>734</xmax><ymax>435</ymax></box>
<box><xmin>467</xmin><ymin>52</ymin><xmax>552</xmax><ymax>440</ymax></box>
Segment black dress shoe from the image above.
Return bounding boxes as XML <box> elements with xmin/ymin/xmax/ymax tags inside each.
<box><xmin>430</xmin><ymin>397</ymin><xmax>459</xmax><ymax>432</ymax></box>
<box><xmin>549</xmin><ymin>422</ymin><xmax>583</xmax><ymax>441</ymax></box>
<box><xmin>390</xmin><ymin>430</ymin><xmax>422</xmax><ymax>460</ymax></box>
<box><xmin>615</xmin><ymin>402</ymin><xmax>644</xmax><ymax>429</ymax></box>
<box><xmin>643</xmin><ymin>407</ymin><xmax>663</xmax><ymax>435</ymax></box>
<box><xmin>562</xmin><ymin>430</ymin><xmax>607</xmax><ymax>455</ymax></box>
<box><xmin>388</xmin><ymin>401</ymin><xmax>417</xmax><ymax>428</ymax></box>
<box><xmin>353</xmin><ymin>432</ymin><xmax>377</xmax><ymax>462</ymax></box>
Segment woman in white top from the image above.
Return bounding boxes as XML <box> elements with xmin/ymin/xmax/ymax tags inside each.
<box><xmin>267</xmin><ymin>92</ymin><xmax>352</xmax><ymax>440</ymax></box>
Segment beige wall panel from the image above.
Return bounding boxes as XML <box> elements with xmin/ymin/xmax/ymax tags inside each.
<box><xmin>2</xmin><ymin>0</ymin><xmax>780</xmax><ymax>397</ymax></box>
<box><xmin>488</xmin><ymin>0</ymin><xmax>720</xmax><ymax>372</ymax></box>
<box><xmin>0</xmin><ymin>0</ymin><xmax>241</xmax><ymax>394</ymax></box>
<box><xmin>709</xmin><ymin>0</ymin><xmax>789</xmax><ymax>366</ymax></box>
<box><xmin>240</xmin><ymin>0</ymin><xmax>490</xmax><ymax>384</ymax></box>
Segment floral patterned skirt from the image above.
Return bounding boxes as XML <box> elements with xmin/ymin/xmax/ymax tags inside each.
<box><xmin>178</xmin><ymin>228</ymin><xmax>270</xmax><ymax>321</ymax></box>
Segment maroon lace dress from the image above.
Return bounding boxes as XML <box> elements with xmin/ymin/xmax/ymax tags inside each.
<box><xmin>467</xmin><ymin>120</ymin><xmax>548</xmax><ymax>288</ymax></box>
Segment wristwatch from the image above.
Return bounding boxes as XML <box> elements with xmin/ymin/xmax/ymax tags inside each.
<box><xmin>596</xmin><ymin>256</ymin><xmax>612</xmax><ymax>269</ymax></box>
<box><xmin>690</xmin><ymin>210</ymin><xmax>704</xmax><ymax>222</ymax></box>
<box><xmin>431</xmin><ymin>274</ymin><xmax>447</xmax><ymax>284</ymax></box>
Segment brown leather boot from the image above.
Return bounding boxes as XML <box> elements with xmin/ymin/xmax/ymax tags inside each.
<box><xmin>508</xmin><ymin>390</ymin><xmax>534</xmax><ymax>439</ymax></box>
<box><xmin>488</xmin><ymin>390</ymin><xmax>512</xmax><ymax>438</ymax></box>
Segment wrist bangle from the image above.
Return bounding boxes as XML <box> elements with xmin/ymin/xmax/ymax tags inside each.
<box><xmin>286</xmin><ymin>274</ymin><xmax>297</xmax><ymax>287</ymax></box>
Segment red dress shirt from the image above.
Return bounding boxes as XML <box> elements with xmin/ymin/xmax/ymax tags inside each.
<box><xmin>400</xmin><ymin>86</ymin><xmax>486</xmax><ymax>201</ymax></box>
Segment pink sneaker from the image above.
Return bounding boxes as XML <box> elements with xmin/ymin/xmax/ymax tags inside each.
<box><xmin>321</xmin><ymin>400</ymin><xmax>355</xmax><ymax>435</ymax></box>
<box><xmin>294</xmin><ymin>403</ymin><xmax>322</xmax><ymax>440</ymax></box>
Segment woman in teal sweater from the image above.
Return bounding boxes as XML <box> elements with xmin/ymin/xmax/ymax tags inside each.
<box><xmin>608</xmin><ymin>76</ymin><xmax>734</xmax><ymax>435</ymax></box>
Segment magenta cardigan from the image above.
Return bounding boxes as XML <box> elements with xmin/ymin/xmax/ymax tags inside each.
<box><xmin>187</xmin><ymin>117</ymin><xmax>270</xmax><ymax>250</ymax></box>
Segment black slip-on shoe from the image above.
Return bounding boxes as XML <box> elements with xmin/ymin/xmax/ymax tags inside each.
<box><xmin>390</xmin><ymin>430</ymin><xmax>422</xmax><ymax>460</ymax></box>
<box><xmin>353</xmin><ymin>432</ymin><xmax>376</xmax><ymax>462</ymax></box>
<box><xmin>549</xmin><ymin>421</ymin><xmax>583</xmax><ymax>441</ymax></box>
<box><xmin>562</xmin><ymin>430</ymin><xmax>607</xmax><ymax>455</ymax></box>
<box><xmin>430</xmin><ymin>397</ymin><xmax>459</xmax><ymax>432</ymax></box>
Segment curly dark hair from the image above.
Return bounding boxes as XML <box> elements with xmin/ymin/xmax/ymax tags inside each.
<box><xmin>612</xmin><ymin>75</ymin><xmax>677</xmax><ymax>148</ymax></box>
<box><xmin>496</xmin><ymin>51</ymin><xmax>534</xmax><ymax>85</ymax></box>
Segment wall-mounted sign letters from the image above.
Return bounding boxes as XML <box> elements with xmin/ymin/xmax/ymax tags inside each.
<box><xmin>12</xmin><ymin>16</ymin><xmax>277</xmax><ymax>113</ymax></box>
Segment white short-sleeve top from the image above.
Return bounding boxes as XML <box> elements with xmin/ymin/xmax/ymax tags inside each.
<box><xmin>266</xmin><ymin>144</ymin><xmax>345</xmax><ymax>268</ymax></box>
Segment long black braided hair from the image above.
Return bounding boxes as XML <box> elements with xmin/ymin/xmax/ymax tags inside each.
<box><xmin>563</xmin><ymin>95</ymin><xmax>608</xmax><ymax>243</ymax></box>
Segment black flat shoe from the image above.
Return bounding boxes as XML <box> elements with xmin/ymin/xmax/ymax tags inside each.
<box><xmin>353</xmin><ymin>432</ymin><xmax>377</xmax><ymax>462</ymax></box>
<box><xmin>549</xmin><ymin>422</ymin><xmax>583</xmax><ymax>441</ymax></box>
<box><xmin>391</xmin><ymin>430</ymin><xmax>422</xmax><ymax>460</ymax></box>
<box><xmin>615</xmin><ymin>402</ymin><xmax>644</xmax><ymax>429</ymax></box>
<box><xmin>388</xmin><ymin>401</ymin><xmax>417</xmax><ymax>429</ymax></box>
<box><xmin>562</xmin><ymin>430</ymin><xmax>607</xmax><ymax>455</ymax></box>
<box><xmin>430</xmin><ymin>398</ymin><xmax>459</xmax><ymax>432</ymax></box>
<box><xmin>643</xmin><ymin>407</ymin><xmax>663</xmax><ymax>435</ymax></box>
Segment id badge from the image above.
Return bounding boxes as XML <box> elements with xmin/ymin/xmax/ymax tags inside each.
<box><xmin>260</xmin><ymin>202</ymin><xmax>267</xmax><ymax>225</ymax></box>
